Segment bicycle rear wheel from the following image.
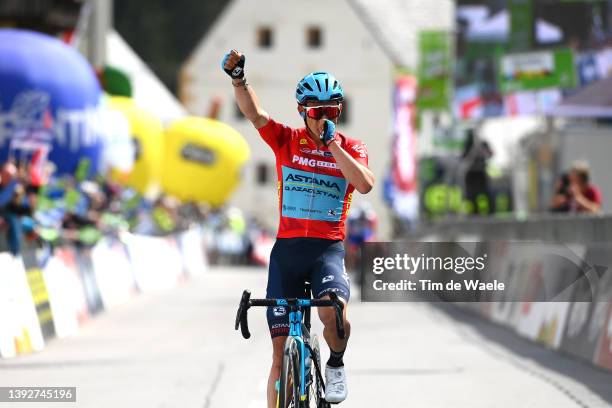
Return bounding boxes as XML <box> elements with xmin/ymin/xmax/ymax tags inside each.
<box><xmin>279</xmin><ymin>337</ymin><xmax>300</xmax><ymax>408</ymax></box>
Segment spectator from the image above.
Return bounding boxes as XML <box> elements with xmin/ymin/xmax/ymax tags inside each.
<box><xmin>549</xmin><ymin>172</ymin><xmax>571</xmax><ymax>212</ymax></box>
<box><xmin>462</xmin><ymin>129</ymin><xmax>493</xmax><ymax>215</ymax></box>
<box><xmin>568</xmin><ymin>161</ymin><xmax>601</xmax><ymax>213</ymax></box>
<box><xmin>0</xmin><ymin>162</ymin><xmax>24</xmax><ymax>254</ymax></box>
<box><xmin>346</xmin><ymin>201</ymin><xmax>377</xmax><ymax>271</ymax></box>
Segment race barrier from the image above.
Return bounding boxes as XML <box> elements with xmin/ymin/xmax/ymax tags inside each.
<box><xmin>0</xmin><ymin>227</ymin><xmax>208</xmax><ymax>359</ymax></box>
<box><xmin>0</xmin><ymin>253</ymin><xmax>45</xmax><ymax>358</ymax></box>
<box><xmin>408</xmin><ymin>215</ymin><xmax>612</xmax><ymax>373</ymax></box>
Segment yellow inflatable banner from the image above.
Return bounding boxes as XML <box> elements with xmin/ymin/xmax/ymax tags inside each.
<box><xmin>108</xmin><ymin>97</ymin><xmax>164</xmax><ymax>195</ymax></box>
<box><xmin>162</xmin><ymin>117</ymin><xmax>249</xmax><ymax>205</ymax></box>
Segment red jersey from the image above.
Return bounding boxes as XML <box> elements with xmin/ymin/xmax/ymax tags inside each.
<box><xmin>572</xmin><ymin>184</ymin><xmax>602</xmax><ymax>212</ymax></box>
<box><xmin>258</xmin><ymin>118</ymin><xmax>369</xmax><ymax>240</ymax></box>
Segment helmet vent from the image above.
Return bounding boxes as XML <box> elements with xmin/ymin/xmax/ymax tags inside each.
<box><xmin>333</xmin><ymin>80</ymin><xmax>338</xmax><ymax>89</ymax></box>
<box><xmin>314</xmin><ymin>79</ymin><xmax>322</xmax><ymax>92</ymax></box>
<box><xmin>302</xmin><ymin>82</ymin><xmax>313</xmax><ymax>91</ymax></box>
<box><xmin>324</xmin><ymin>78</ymin><xmax>329</xmax><ymax>91</ymax></box>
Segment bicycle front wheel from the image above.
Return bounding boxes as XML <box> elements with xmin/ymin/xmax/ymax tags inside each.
<box><xmin>307</xmin><ymin>334</ymin><xmax>329</xmax><ymax>408</ymax></box>
<box><xmin>279</xmin><ymin>337</ymin><xmax>300</xmax><ymax>408</ymax></box>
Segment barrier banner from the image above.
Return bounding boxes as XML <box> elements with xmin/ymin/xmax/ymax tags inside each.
<box><xmin>515</xmin><ymin>244</ymin><xmax>584</xmax><ymax>347</ymax></box>
<box><xmin>0</xmin><ymin>253</ymin><xmax>16</xmax><ymax>357</ymax></box>
<box><xmin>410</xmin><ymin>238</ymin><xmax>612</xmax><ymax>371</ymax></box>
<box><xmin>123</xmin><ymin>233</ymin><xmax>184</xmax><ymax>292</ymax></box>
<box><xmin>91</xmin><ymin>237</ymin><xmax>138</xmax><ymax>308</ymax></box>
<box><xmin>595</xmin><ymin>303</ymin><xmax>612</xmax><ymax>370</ymax></box>
<box><xmin>486</xmin><ymin>243</ymin><xmax>528</xmax><ymax>327</ymax></box>
<box><xmin>75</xmin><ymin>247</ymin><xmax>104</xmax><ymax>315</ymax></box>
<box><xmin>44</xmin><ymin>247</ymin><xmax>89</xmax><ymax>336</ymax></box>
<box><xmin>517</xmin><ymin>302</ymin><xmax>570</xmax><ymax>348</ymax></box>
<box><xmin>178</xmin><ymin>228</ymin><xmax>207</xmax><ymax>277</ymax></box>
<box><xmin>165</xmin><ymin>236</ymin><xmax>187</xmax><ymax>283</ymax></box>
<box><xmin>20</xmin><ymin>246</ymin><xmax>55</xmax><ymax>341</ymax></box>
<box><xmin>0</xmin><ymin>254</ymin><xmax>45</xmax><ymax>357</ymax></box>
<box><xmin>561</xmin><ymin>244</ymin><xmax>612</xmax><ymax>363</ymax></box>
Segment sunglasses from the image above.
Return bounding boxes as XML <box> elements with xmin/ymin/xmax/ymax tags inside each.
<box><xmin>303</xmin><ymin>105</ymin><xmax>342</xmax><ymax>120</ymax></box>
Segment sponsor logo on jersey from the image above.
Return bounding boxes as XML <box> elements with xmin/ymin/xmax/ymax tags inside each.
<box><xmin>351</xmin><ymin>143</ymin><xmax>367</xmax><ymax>158</ymax></box>
<box><xmin>285</xmin><ymin>186</ymin><xmax>341</xmax><ymax>200</ymax></box>
<box><xmin>300</xmin><ymin>147</ymin><xmax>333</xmax><ymax>158</ymax></box>
<box><xmin>299</xmin><ymin>138</ymin><xmax>308</xmax><ymax>145</ymax></box>
<box><xmin>292</xmin><ymin>154</ymin><xmax>338</xmax><ymax>169</ymax></box>
<box><xmin>285</xmin><ymin>172</ymin><xmax>341</xmax><ymax>192</ymax></box>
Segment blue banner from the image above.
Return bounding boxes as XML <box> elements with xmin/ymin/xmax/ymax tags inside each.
<box><xmin>0</xmin><ymin>29</ymin><xmax>103</xmax><ymax>177</ymax></box>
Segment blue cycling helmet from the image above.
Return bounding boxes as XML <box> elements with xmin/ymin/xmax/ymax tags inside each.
<box><xmin>295</xmin><ymin>71</ymin><xmax>344</xmax><ymax>104</ymax></box>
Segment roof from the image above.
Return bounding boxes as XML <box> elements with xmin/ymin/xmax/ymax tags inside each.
<box><xmin>347</xmin><ymin>0</ymin><xmax>453</xmax><ymax>69</ymax></box>
<box><xmin>551</xmin><ymin>76</ymin><xmax>612</xmax><ymax>117</ymax></box>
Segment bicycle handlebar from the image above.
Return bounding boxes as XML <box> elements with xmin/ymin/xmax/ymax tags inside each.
<box><xmin>235</xmin><ymin>290</ymin><xmax>252</xmax><ymax>339</ymax></box>
<box><xmin>235</xmin><ymin>290</ymin><xmax>346</xmax><ymax>340</ymax></box>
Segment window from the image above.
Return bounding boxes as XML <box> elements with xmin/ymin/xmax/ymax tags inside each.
<box><xmin>256</xmin><ymin>162</ymin><xmax>269</xmax><ymax>185</ymax></box>
<box><xmin>257</xmin><ymin>26</ymin><xmax>273</xmax><ymax>48</ymax></box>
<box><xmin>306</xmin><ymin>26</ymin><xmax>322</xmax><ymax>48</ymax></box>
<box><xmin>338</xmin><ymin>97</ymin><xmax>349</xmax><ymax>125</ymax></box>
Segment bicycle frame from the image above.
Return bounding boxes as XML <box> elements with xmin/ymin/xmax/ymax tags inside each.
<box><xmin>276</xmin><ymin>299</ymin><xmax>312</xmax><ymax>399</ymax></box>
<box><xmin>235</xmin><ymin>290</ymin><xmax>345</xmax><ymax>405</ymax></box>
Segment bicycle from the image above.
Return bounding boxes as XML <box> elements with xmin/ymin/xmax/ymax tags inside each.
<box><xmin>235</xmin><ymin>286</ymin><xmax>346</xmax><ymax>408</ymax></box>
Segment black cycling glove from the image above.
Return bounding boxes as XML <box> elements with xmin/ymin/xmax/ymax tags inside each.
<box><xmin>221</xmin><ymin>53</ymin><xmax>246</xmax><ymax>79</ymax></box>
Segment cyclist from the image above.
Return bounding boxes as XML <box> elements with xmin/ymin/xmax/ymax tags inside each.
<box><xmin>222</xmin><ymin>49</ymin><xmax>374</xmax><ymax>406</ymax></box>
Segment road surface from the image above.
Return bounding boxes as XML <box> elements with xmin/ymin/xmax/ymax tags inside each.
<box><xmin>1</xmin><ymin>266</ymin><xmax>611</xmax><ymax>407</ymax></box>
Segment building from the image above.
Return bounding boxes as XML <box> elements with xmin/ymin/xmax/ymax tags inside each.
<box><xmin>180</xmin><ymin>0</ymin><xmax>453</xmax><ymax>238</ymax></box>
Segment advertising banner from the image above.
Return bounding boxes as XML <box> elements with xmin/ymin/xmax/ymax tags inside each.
<box><xmin>0</xmin><ymin>253</ymin><xmax>16</xmax><ymax>357</ymax></box>
<box><xmin>42</xmin><ymin>255</ymin><xmax>81</xmax><ymax>338</ymax></box>
<box><xmin>178</xmin><ymin>228</ymin><xmax>207</xmax><ymax>277</ymax></box>
<box><xmin>595</xmin><ymin>303</ymin><xmax>612</xmax><ymax>370</ymax></box>
<box><xmin>45</xmin><ymin>247</ymin><xmax>89</xmax><ymax>332</ymax></box>
<box><xmin>91</xmin><ymin>238</ymin><xmax>138</xmax><ymax>308</ymax></box>
<box><xmin>509</xmin><ymin>0</ymin><xmax>532</xmax><ymax>51</ymax></box>
<box><xmin>417</xmin><ymin>31</ymin><xmax>451</xmax><ymax>111</ymax></box>
<box><xmin>561</xmin><ymin>244</ymin><xmax>612</xmax><ymax>363</ymax></box>
<box><xmin>20</xmin><ymin>246</ymin><xmax>55</xmax><ymax>341</ymax></box>
<box><xmin>0</xmin><ymin>30</ymin><xmax>103</xmax><ymax>177</ymax></box>
<box><xmin>499</xmin><ymin>49</ymin><xmax>576</xmax><ymax>93</ymax></box>
<box><xmin>123</xmin><ymin>233</ymin><xmax>184</xmax><ymax>292</ymax></box>
<box><xmin>75</xmin><ymin>248</ymin><xmax>104</xmax><ymax>315</ymax></box>
<box><xmin>386</xmin><ymin>75</ymin><xmax>419</xmax><ymax>222</ymax></box>
<box><xmin>0</xmin><ymin>255</ymin><xmax>45</xmax><ymax>357</ymax></box>
<box><xmin>455</xmin><ymin>0</ymin><xmax>611</xmax><ymax>118</ymax></box>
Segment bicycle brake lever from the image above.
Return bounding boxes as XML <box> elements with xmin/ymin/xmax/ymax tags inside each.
<box><xmin>235</xmin><ymin>290</ymin><xmax>252</xmax><ymax>339</ymax></box>
<box><xmin>328</xmin><ymin>292</ymin><xmax>346</xmax><ymax>340</ymax></box>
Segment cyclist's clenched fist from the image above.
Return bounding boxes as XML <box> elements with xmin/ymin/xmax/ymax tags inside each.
<box><xmin>221</xmin><ymin>49</ymin><xmax>245</xmax><ymax>79</ymax></box>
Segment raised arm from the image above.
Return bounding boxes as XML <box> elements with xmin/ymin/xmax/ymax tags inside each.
<box><xmin>222</xmin><ymin>50</ymin><xmax>269</xmax><ymax>129</ymax></box>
